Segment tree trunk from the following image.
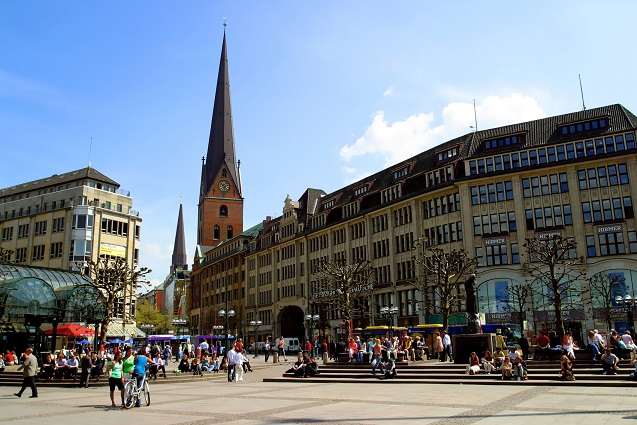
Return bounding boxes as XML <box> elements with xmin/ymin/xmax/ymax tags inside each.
<box><xmin>553</xmin><ymin>279</ymin><xmax>565</xmax><ymax>342</ymax></box>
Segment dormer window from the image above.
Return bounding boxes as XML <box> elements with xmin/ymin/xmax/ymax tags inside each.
<box><xmin>437</xmin><ymin>146</ymin><xmax>458</xmax><ymax>161</ymax></box>
<box><xmin>483</xmin><ymin>134</ymin><xmax>523</xmax><ymax>150</ymax></box>
<box><xmin>323</xmin><ymin>199</ymin><xmax>335</xmax><ymax>209</ymax></box>
<box><xmin>393</xmin><ymin>167</ymin><xmax>409</xmax><ymax>180</ymax></box>
<box><xmin>354</xmin><ymin>185</ymin><xmax>368</xmax><ymax>196</ymax></box>
<box><xmin>560</xmin><ymin>118</ymin><xmax>607</xmax><ymax>136</ymax></box>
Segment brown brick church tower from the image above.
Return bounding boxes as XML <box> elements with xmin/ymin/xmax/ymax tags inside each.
<box><xmin>197</xmin><ymin>31</ymin><xmax>243</xmax><ymax>246</ymax></box>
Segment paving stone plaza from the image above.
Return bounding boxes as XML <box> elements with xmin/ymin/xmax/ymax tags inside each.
<box><xmin>2</xmin><ymin>362</ymin><xmax>637</xmax><ymax>424</ymax></box>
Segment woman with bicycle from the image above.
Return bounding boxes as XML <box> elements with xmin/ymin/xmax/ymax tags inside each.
<box><xmin>106</xmin><ymin>352</ymin><xmax>125</xmax><ymax>408</ymax></box>
<box><xmin>132</xmin><ymin>348</ymin><xmax>149</xmax><ymax>408</ymax></box>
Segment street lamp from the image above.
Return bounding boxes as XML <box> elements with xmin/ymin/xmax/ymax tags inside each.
<box><xmin>615</xmin><ymin>294</ymin><xmax>635</xmax><ymax>334</ymax></box>
<box><xmin>305</xmin><ymin>314</ymin><xmax>320</xmax><ymax>358</ymax></box>
<box><xmin>219</xmin><ymin>309</ymin><xmax>235</xmax><ymax>353</ymax></box>
<box><xmin>140</xmin><ymin>323</ymin><xmax>154</xmax><ymax>337</ymax></box>
<box><xmin>249</xmin><ymin>320</ymin><xmax>262</xmax><ymax>358</ymax></box>
<box><xmin>380</xmin><ymin>306</ymin><xmax>399</xmax><ymax>338</ymax></box>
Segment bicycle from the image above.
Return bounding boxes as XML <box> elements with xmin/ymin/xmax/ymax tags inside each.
<box><xmin>123</xmin><ymin>371</ymin><xmax>150</xmax><ymax>409</ymax></box>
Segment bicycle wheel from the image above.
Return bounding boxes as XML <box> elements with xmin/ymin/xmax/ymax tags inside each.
<box><xmin>143</xmin><ymin>381</ymin><xmax>150</xmax><ymax>406</ymax></box>
<box><xmin>123</xmin><ymin>381</ymin><xmax>136</xmax><ymax>409</ymax></box>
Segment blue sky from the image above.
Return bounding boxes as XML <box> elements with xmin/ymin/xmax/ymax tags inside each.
<box><xmin>2</xmin><ymin>1</ymin><xmax>637</xmax><ymax>287</ymax></box>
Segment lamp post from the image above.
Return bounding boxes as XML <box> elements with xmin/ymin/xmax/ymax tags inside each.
<box><xmin>249</xmin><ymin>320</ymin><xmax>262</xmax><ymax>358</ymax></box>
<box><xmin>305</xmin><ymin>314</ymin><xmax>320</xmax><ymax>358</ymax></box>
<box><xmin>615</xmin><ymin>294</ymin><xmax>635</xmax><ymax>334</ymax></box>
<box><xmin>380</xmin><ymin>306</ymin><xmax>399</xmax><ymax>338</ymax></box>
<box><xmin>140</xmin><ymin>323</ymin><xmax>154</xmax><ymax>340</ymax></box>
<box><xmin>219</xmin><ymin>309</ymin><xmax>235</xmax><ymax>353</ymax></box>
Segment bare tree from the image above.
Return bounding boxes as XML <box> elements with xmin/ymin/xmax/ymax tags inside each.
<box><xmin>412</xmin><ymin>246</ymin><xmax>478</xmax><ymax>329</ymax></box>
<box><xmin>79</xmin><ymin>257</ymin><xmax>151</xmax><ymax>344</ymax></box>
<box><xmin>502</xmin><ymin>282</ymin><xmax>533</xmax><ymax>335</ymax></box>
<box><xmin>0</xmin><ymin>247</ymin><xmax>13</xmax><ymax>263</ymax></box>
<box><xmin>588</xmin><ymin>271</ymin><xmax>626</xmax><ymax>332</ymax></box>
<box><xmin>311</xmin><ymin>258</ymin><xmax>375</xmax><ymax>338</ymax></box>
<box><xmin>522</xmin><ymin>235</ymin><xmax>585</xmax><ymax>341</ymax></box>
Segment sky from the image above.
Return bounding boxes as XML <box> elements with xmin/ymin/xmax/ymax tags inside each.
<box><xmin>2</xmin><ymin>1</ymin><xmax>637</xmax><ymax>289</ymax></box>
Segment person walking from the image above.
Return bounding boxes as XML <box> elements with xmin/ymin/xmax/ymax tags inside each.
<box><xmin>278</xmin><ymin>336</ymin><xmax>287</xmax><ymax>362</ymax></box>
<box><xmin>227</xmin><ymin>344</ymin><xmax>236</xmax><ymax>382</ymax></box>
<box><xmin>441</xmin><ymin>330</ymin><xmax>453</xmax><ymax>362</ymax></box>
<box><xmin>14</xmin><ymin>347</ymin><xmax>38</xmax><ymax>398</ymax></box>
<box><xmin>264</xmin><ymin>339</ymin><xmax>271</xmax><ymax>363</ymax></box>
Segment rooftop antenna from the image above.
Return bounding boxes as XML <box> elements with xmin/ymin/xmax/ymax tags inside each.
<box><xmin>579</xmin><ymin>74</ymin><xmax>586</xmax><ymax>111</ymax></box>
<box><xmin>88</xmin><ymin>137</ymin><xmax>93</xmax><ymax>169</ymax></box>
<box><xmin>223</xmin><ymin>15</ymin><xmax>227</xmax><ymax>27</ymax></box>
<box><xmin>469</xmin><ymin>99</ymin><xmax>478</xmax><ymax>132</ymax></box>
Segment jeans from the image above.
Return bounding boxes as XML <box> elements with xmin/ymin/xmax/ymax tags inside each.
<box><xmin>590</xmin><ymin>343</ymin><xmax>600</xmax><ymax>359</ymax></box>
<box><xmin>371</xmin><ymin>354</ymin><xmax>381</xmax><ymax>373</ymax></box>
<box><xmin>227</xmin><ymin>364</ymin><xmax>235</xmax><ymax>382</ymax></box>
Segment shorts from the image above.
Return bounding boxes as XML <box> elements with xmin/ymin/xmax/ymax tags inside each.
<box><xmin>109</xmin><ymin>377</ymin><xmax>124</xmax><ymax>391</ymax></box>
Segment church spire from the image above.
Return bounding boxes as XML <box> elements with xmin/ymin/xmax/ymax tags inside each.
<box><xmin>202</xmin><ymin>31</ymin><xmax>241</xmax><ymax>197</ymax></box>
<box><xmin>172</xmin><ymin>200</ymin><xmax>188</xmax><ymax>270</ymax></box>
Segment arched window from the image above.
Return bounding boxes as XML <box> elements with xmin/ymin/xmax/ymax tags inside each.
<box><xmin>213</xmin><ymin>225</ymin><xmax>220</xmax><ymax>240</ymax></box>
<box><xmin>227</xmin><ymin>226</ymin><xmax>233</xmax><ymax>239</ymax></box>
<box><xmin>222</xmin><ymin>168</ymin><xmax>227</xmax><ymax>177</ymax></box>
<box><xmin>220</xmin><ymin>205</ymin><xmax>228</xmax><ymax>217</ymax></box>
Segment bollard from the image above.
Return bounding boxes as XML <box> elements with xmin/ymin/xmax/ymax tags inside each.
<box><xmin>322</xmin><ymin>351</ymin><xmax>329</xmax><ymax>365</ymax></box>
<box><xmin>273</xmin><ymin>351</ymin><xmax>279</xmax><ymax>363</ymax></box>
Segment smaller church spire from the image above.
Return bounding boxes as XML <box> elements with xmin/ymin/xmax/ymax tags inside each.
<box><xmin>172</xmin><ymin>201</ymin><xmax>188</xmax><ymax>270</ymax></box>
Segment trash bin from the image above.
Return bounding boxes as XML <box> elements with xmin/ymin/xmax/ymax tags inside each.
<box><xmin>273</xmin><ymin>351</ymin><xmax>279</xmax><ymax>363</ymax></box>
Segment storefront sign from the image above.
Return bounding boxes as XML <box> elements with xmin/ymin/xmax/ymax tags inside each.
<box><xmin>485</xmin><ymin>312</ymin><xmax>521</xmax><ymax>324</ymax></box>
<box><xmin>484</xmin><ymin>237</ymin><xmax>506</xmax><ymax>246</ymax></box>
<box><xmin>533</xmin><ymin>309</ymin><xmax>585</xmax><ymax>321</ymax></box>
<box><xmin>597</xmin><ymin>224</ymin><xmax>623</xmax><ymax>234</ymax></box>
<box><xmin>99</xmin><ymin>243</ymin><xmax>127</xmax><ymax>258</ymax></box>
<box><xmin>537</xmin><ymin>231</ymin><xmax>561</xmax><ymax>240</ymax></box>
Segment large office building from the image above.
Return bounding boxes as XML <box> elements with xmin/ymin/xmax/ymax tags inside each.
<box><xmin>190</xmin><ymin>32</ymin><xmax>637</xmax><ymax>345</ymax></box>
<box><xmin>0</xmin><ymin>167</ymin><xmax>143</xmax><ymax>336</ymax></box>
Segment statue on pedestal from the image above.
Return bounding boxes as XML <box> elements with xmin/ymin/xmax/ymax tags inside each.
<box><xmin>464</xmin><ymin>274</ymin><xmax>480</xmax><ymax>334</ymax></box>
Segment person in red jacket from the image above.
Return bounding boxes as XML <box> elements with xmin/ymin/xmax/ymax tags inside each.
<box><xmin>534</xmin><ymin>331</ymin><xmax>551</xmax><ymax>360</ymax></box>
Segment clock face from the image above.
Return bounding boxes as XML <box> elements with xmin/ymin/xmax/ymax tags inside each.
<box><xmin>218</xmin><ymin>180</ymin><xmax>230</xmax><ymax>192</ymax></box>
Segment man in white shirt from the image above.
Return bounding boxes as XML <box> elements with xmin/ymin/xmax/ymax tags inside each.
<box><xmin>441</xmin><ymin>330</ymin><xmax>453</xmax><ymax>362</ymax></box>
<box><xmin>200</xmin><ymin>340</ymin><xmax>209</xmax><ymax>354</ymax></box>
<box><xmin>227</xmin><ymin>344</ymin><xmax>236</xmax><ymax>382</ymax></box>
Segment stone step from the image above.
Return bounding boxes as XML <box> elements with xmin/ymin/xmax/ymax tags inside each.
<box><xmin>264</xmin><ymin>376</ymin><xmax>635</xmax><ymax>387</ymax></box>
<box><xmin>285</xmin><ymin>372</ymin><xmax>631</xmax><ymax>380</ymax></box>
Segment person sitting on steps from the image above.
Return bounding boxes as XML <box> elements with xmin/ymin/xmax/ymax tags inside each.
<box><xmin>601</xmin><ymin>347</ymin><xmax>619</xmax><ymax>375</ymax></box>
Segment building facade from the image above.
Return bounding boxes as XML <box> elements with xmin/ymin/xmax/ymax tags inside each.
<box><xmin>0</xmin><ymin>167</ymin><xmax>143</xmax><ymax>335</ymax></box>
<box><xmin>188</xmin><ymin>32</ymin><xmax>637</xmax><ymax>345</ymax></box>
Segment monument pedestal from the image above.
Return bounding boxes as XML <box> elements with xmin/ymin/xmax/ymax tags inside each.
<box><xmin>452</xmin><ymin>333</ymin><xmax>496</xmax><ymax>364</ymax></box>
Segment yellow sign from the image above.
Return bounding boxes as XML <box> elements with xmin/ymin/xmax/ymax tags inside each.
<box><xmin>99</xmin><ymin>243</ymin><xmax>126</xmax><ymax>258</ymax></box>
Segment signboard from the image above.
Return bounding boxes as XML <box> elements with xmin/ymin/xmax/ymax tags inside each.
<box><xmin>485</xmin><ymin>312</ymin><xmax>521</xmax><ymax>324</ymax></box>
<box><xmin>537</xmin><ymin>231</ymin><xmax>561</xmax><ymax>240</ymax></box>
<box><xmin>484</xmin><ymin>237</ymin><xmax>506</xmax><ymax>246</ymax></box>
<box><xmin>597</xmin><ymin>224</ymin><xmax>623</xmax><ymax>234</ymax></box>
<box><xmin>533</xmin><ymin>309</ymin><xmax>585</xmax><ymax>321</ymax></box>
<box><xmin>99</xmin><ymin>243</ymin><xmax>127</xmax><ymax>258</ymax></box>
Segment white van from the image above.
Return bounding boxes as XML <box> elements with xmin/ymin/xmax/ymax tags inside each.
<box><xmin>283</xmin><ymin>337</ymin><xmax>300</xmax><ymax>353</ymax></box>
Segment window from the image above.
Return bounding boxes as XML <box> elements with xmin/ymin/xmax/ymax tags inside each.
<box><xmin>2</xmin><ymin>227</ymin><xmax>13</xmax><ymax>241</ymax></box>
<box><xmin>484</xmin><ymin>134</ymin><xmax>520</xmax><ymax>149</ymax></box>
<box><xmin>511</xmin><ymin>243</ymin><xmax>520</xmax><ymax>264</ymax></box>
<box><xmin>50</xmin><ymin>242</ymin><xmax>64</xmax><ymax>259</ymax></box>
<box><xmin>34</xmin><ymin>220</ymin><xmax>47</xmax><ymax>236</ymax></box>
<box><xmin>213</xmin><ymin>225</ymin><xmax>220</xmax><ymax>240</ymax></box>
<box><xmin>598</xmin><ymin>231</ymin><xmax>625</xmax><ymax>256</ymax></box>
<box><xmin>15</xmin><ymin>247</ymin><xmax>27</xmax><ymax>263</ymax></box>
<box><xmin>437</xmin><ymin>147</ymin><xmax>458</xmax><ymax>161</ymax></box>
<box><xmin>393</xmin><ymin>167</ymin><xmax>409</xmax><ymax>179</ymax></box>
<box><xmin>470</xmin><ymin>181</ymin><xmax>513</xmax><ymax>205</ymax></box>
<box><xmin>354</xmin><ymin>186</ymin><xmax>368</xmax><ymax>196</ymax></box>
<box><xmin>586</xmin><ymin>235</ymin><xmax>596</xmax><ymax>257</ymax></box>
<box><xmin>52</xmin><ymin>217</ymin><xmax>65</xmax><ymax>233</ymax></box>
<box><xmin>560</xmin><ymin>118</ymin><xmax>607</xmax><ymax>136</ymax></box>
<box><xmin>32</xmin><ymin>245</ymin><xmax>45</xmax><ymax>261</ymax></box>
<box><xmin>220</xmin><ymin>205</ymin><xmax>228</xmax><ymax>217</ymax></box>
<box><xmin>72</xmin><ymin>214</ymin><xmax>94</xmax><ymax>229</ymax></box>
<box><xmin>18</xmin><ymin>224</ymin><xmax>29</xmax><ymax>239</ymax></box>
<box><xmin>629</xmin><ymin>231</ymin><xmax>637</xmax><ymax>253</ymax></box>
<box><xmin>485</xmin><ymin>241</ymin><xmax>508</xmax><ymax>266</ymax></box>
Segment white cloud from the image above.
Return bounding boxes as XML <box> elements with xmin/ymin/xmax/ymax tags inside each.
<box><xmin>340</xmin><ymin>93</ymin><xmax>547</xmax><ymax>168</ymax></box>
<box><xmin>383</xmin><ymin>85</ymin><xmax>394</xmax><ymax>97</ymax></box>
<box><xmin>342</xmin><ymin>166</ymin><xmax>357</xmax><ymax>174</ymax></box>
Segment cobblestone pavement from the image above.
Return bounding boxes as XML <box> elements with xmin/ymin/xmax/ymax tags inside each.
<box><xmin>2</xmin><ymin>360</ymin><xmax>637</xmax><ymax>424</ymax></box>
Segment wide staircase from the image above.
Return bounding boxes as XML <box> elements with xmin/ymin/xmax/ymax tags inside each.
<box><xmin>264</xmin><ymin>359</ymin><xmax>637</xmax><ymax>387</ymax></box>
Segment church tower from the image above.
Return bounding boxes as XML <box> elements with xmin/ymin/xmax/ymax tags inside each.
<box><xmin>172</xmin><ymin>200</ymin><xmax>188</xmax><ymax>271</ymax></box>
<box><xmin>197</xmin><ymin>31</ymin><xmax>244</xmax><ymax>246</ymax></box>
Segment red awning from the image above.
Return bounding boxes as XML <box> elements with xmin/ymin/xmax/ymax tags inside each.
<box><xmin>43</xmin><ymin>324</ymin><xmax>95</xmax><ymax>337</ymax></box>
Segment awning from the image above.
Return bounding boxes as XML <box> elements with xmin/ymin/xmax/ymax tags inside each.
<box><xmin>43</xmin><ymin>324</ymin><xmax>95</xmax><ymax>337</ymax></box>
<box><xmin>105</xmin><ymin>324</ymin><xmax>125</xmax><ymax>337</ymax></box>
